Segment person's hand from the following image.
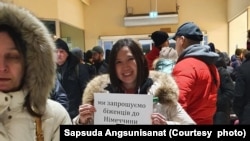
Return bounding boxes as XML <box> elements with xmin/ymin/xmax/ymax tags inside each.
<box><xmin>151</xmin><ymin>113</ymin><xmax>167</xmax><ymax>125</ymax></box>
<box><xmin>78</xmin><ymin>104</ymin><xmax>96</xmax><ymax>124</ymax></box>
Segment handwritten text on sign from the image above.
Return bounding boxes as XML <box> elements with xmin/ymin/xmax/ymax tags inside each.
<box><xmin>94</xmin><ymin>93</ymin><xmax>153</xmax><ymax>125</ymax></box>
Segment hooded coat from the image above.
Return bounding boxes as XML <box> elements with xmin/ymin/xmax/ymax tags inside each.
<box><xmin>74</xmin><ymin>71</ymin><xmax>195</xmax><ymax>125</ymax></box>
<box><xmin>0</xmin><ymin>2</ymin><xmax>71</xmax><ymax>141</ymax></box>
<box><xmin>213</xmin><ymin>52</ymin><xmax>235</xmax><ymax>124</ymax></box>
<box><xmin>173</xmin><ymin>44</ymin><xmax>220</xmax><ymax>124</ymax></box>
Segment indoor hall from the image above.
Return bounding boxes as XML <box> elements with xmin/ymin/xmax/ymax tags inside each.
<box><xmin>5</xmin><ymin>0</ymin><xmax>250</xmax><ymax>57</ymax></box>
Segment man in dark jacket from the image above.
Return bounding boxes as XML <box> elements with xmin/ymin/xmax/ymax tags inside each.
<box><xmin>55</xmin><ymin>38</ymin><xmax>90</xmax><ymax>119</ymax></box>
<box><xmin>92</xmin><ymin>46</ymin><xmax>108</xmax><ymax>75</ymax></box>
<box><xmin>233</xmin><ymin>51</ymin><xmax>250</xmax><ymax>124</ymax></box>
<box><xmin>213</xmin><ymin>51</ymin><xmax>235</xmax><ymax>124</ymax></box>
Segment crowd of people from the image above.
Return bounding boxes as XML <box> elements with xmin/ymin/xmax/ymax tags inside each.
<box><xmin>0</xmin><ymin>1</ymin><xmax>250</xmax><ymax>141</ymax></box>
<box><xmin>69</xmin><ymin>22</ymin><xmax>250</xmax><ymax>126</ymax></box>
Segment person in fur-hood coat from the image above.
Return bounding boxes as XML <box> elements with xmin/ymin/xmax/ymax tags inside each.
<box><xmin>0</xmin><ymin>2</ymin><xmax>72</xmax><ymax>141</ymax></box>
<box><xmin>73</xmin><ymin>38</ymin><xmax>195</xmax><ymax>125</ymax></box>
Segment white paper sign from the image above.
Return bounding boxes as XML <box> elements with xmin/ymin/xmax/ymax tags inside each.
<box><xmin>94</xmin><ymin>93</ymin><xmax>153</xmax><ymax>125</ymax></box>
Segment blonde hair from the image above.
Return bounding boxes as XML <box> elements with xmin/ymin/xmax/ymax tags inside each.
<box><xmin>159</xmin><ymin>47</ymin><xmax>178</xmax><ymax>62</ymax></box>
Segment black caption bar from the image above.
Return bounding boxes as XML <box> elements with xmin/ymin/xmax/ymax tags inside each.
<box><xmin>60</xmin><ymin>125</ymin><xmax>250</xmax><ymax>140</ymax></box>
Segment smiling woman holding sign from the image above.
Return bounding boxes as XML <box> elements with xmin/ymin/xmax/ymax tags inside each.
<box><xmin>73</xmin><ymin>38</ymin><xmax>195</xmax><ymax>125</ymax></box>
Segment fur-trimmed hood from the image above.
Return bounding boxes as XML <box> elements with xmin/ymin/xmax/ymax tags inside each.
<box><xmin>82</xmin><ymin>71</ymin><xmax>179</xmax><ymax>107</ymax></box>
<box><xmin>77</xmin><ymin>71</ymin><xmax>196</xmax><ymax>124</ymax></box>
<box><xmin>0</xmin><ymin>2</ymin><xmax>56</xmax><ymax>114</ymax></box>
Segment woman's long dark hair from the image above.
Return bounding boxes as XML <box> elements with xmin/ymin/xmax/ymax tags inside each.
<box><xmin>0</xmin><ymin>24</ymin><xmax>26</xmax><ymax>57</ymax></box>
<box><xmin>108</xmin><ymin>38</ymin><xmax>149</xmax><ymax>91</ymax></box>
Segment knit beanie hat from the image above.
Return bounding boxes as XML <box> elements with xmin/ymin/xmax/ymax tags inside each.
<box><xmin>71</xmin><ymin>47</ymin><xmax>83</xmax><ymax>60</ymax></box>
<box><xmin>55</xmin><ymin>38</ymin><xmax>70</xmax><ymax>54</ymax></box>
<box><xmin>92</xmin><ymin>46</ymin><xmax>104</xmax><ymax>54</ymax></box>
<box><xmin>151</xmin><ymin>31</ymin><xmax>169</xmax><ymax>47</ymax></box>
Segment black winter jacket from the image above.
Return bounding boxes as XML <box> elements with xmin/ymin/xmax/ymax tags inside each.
<box><xmin>233</xmin><ymin>56</ymin><xmax>250</xmax><ymax>124</ymax></box>
<box><xmin>51</xmin><ymin>79</ymin><xmax>69</xmax><ymax>111</ymax></box>
<box><xmin>57</xmin><ymin>54</ymin><xmax>90</xmax><ymax>119</ymax></box>
<box><xmin>213</xmin><ymin>52</ymin><xmax>235</xmax><ymax>124</ymax></box>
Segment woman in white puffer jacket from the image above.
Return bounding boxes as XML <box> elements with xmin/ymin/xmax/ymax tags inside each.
<box><xmin>0</xmin><ymin>2</ymin><xmax>72</xmax><ymax>141</ymax></box>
